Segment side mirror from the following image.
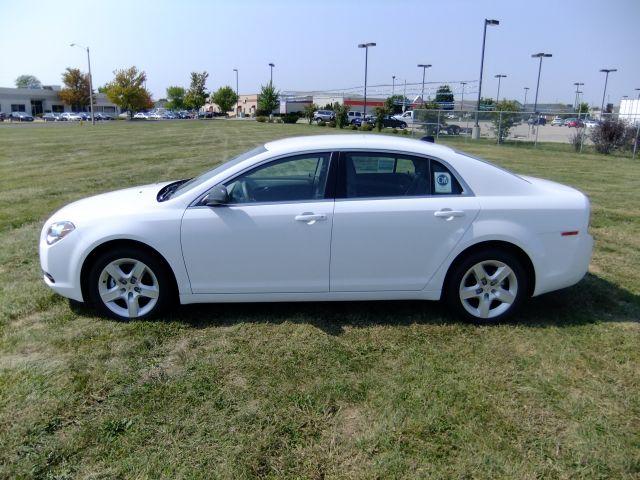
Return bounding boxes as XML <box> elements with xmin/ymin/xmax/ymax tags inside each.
<box><xmin>203</xmin><ymin>185</ymin><xmax>229</xmax><ymax>206</ymax></box>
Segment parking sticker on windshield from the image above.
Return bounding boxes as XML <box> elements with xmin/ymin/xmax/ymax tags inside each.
<box><xmin>434</xmin><ymin>172</ymin><xmax>452</xmax><ymax>193</ymax></box>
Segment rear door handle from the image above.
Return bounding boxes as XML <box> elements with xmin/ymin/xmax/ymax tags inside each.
<box><xmin>295</xmin><ymin>213</ymin><xmax>327</xmax><ymax>225</ymax></box>
<box><xmin>434</xmin><ymin>209</ymin><xmax>465</xmax><ymax>220</ymax></box>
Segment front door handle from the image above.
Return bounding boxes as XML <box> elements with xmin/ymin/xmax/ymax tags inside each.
<box><xmin>434</xmin><ymin>209</ymin><xmax>465</xmax><ymax>220</ymax></box>
<box><xmin>295</xmin><ymin>213</ymin><xmax>327</xmax><ymax>225</ymax></box>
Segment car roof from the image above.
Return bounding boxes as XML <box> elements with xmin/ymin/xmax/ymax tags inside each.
<box><xmin>264</xmin><ymin>134</ymin><xmax>455</xmax><ymax>156</ymax></box>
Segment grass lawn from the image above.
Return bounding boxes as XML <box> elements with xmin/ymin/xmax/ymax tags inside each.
<box><xmin>0</xmin><ymin>120</ymin><xmax>638</xmax><ymax>479</ymax></box>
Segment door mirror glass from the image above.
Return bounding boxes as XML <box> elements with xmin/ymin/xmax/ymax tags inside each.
<box><xmin>203</xmin><ymin>185</ymin><xmax>229</xmax><ymax>206</ymax></box>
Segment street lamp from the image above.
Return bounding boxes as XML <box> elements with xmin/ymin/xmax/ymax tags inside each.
<box><xmin>494</xmin><ymin>74</ymin><xmax>507</xmax><ymax>103</ymax></box>
<box><xmin>70</xmin><ymin>42</ymin><xmax>94</xmax><ymax>125</ymax></box>
<box><xmin>599</xmin><ymin>68</ymin><xmax>617</xmax><ymax>118</ymax></box>
<box><xmin>523</xmin><ymin>87</ymin><xmax>530</xmax><ymax>111</ymax></box>
<box><xmin>268</xmin><ymin>63</ymin><xmax>275</xmax><ymax>85</ymax></box>
<box><xmin>417</xmin><ymin>64</ymin><xmax>432</xmax><ymax>106</ymax></box>
<box><xmin>573</xmin><ymin>82</ymin><xmax>584</xmax><ymax>110</ymax></box>
<box><xmin>531</xmin><ymin>53</ymin><xmax>552</xmax><ymax>115</ymax></box>
<box><xmin>233</xmin><ymin>68</ymin><xmax>239</xmax><ymax>117</ymax></box>
<box><xmin>460</xmin><ymin>81</ymin><xmax>467</xmax><ymax>112</ymax></box>
<box><xmin>392</xmin><ymin>75</ymin><xmax>396</xmax><ymax>96</ymax></box>
<box><xmin>473</xmin><ymin>18</ymin><xmax>499</xmax><ymax>139</ymax></box>
<box><xmin>358</xmin><ymin>42</ymin><xmax>376</xmax><ymax>117</ymax></box>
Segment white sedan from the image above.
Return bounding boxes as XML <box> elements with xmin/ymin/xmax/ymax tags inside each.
<box><xmin>39</xmin><ymin>135</ymin><xmax>593</xmax><ymax>323</ymax></box>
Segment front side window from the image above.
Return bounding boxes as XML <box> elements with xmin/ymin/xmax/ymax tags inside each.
<box><xmin>225</xmin><ymin>153</ymin><xmax>331</xmax><ymax>204</ymax></box>
<box><xmin>342</xmin><ymin>153</ymin><xmax>430</xmax><ymax>198</ymax></box>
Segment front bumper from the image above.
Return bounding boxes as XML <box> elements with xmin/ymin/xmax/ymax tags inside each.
<box><xmin>39</xmin><ymin>231</ymin><xmax>84</xmax><ymax>302</ymax></box>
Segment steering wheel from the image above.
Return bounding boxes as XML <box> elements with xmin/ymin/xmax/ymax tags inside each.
<box><xmin>233</xmin><ymin>179</ymin><xmax>255</xmax><ymax>203</ymax></box>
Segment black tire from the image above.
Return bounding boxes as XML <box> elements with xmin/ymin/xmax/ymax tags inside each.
<box><xmin>400</xmin><ymin>122</ymin><xmax>407</xmax><ymax>129</ymax></box>
<box><xmin>87</xmin><ymin>247</ymin><xmax>175</xmax><ymax>321</ymax></box>
<box><xmin>444</xmin><ymin>248</ymin><xmax>528</xmax><ymax>324</ymax></box>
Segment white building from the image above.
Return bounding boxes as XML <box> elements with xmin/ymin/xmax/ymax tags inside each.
<box><xmin>0</xmin><ymin>86</ymin><xmax>119</xmax><ymax>116</ymax></box>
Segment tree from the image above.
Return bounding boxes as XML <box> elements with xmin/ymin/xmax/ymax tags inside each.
<box><xmin>385</xmin><ymin>95</ymin><xmax>409</xmax><ymax>114</ymax></box>
<box><xmin>491</xmin><ymin>100</ymin><xmax>520</xmax><ymax>144</ymax></box>
<box><xmin>184</xmin><ymin>71</ymin><xmax>209</xmax><ymax>112</ymax></box>
<box><xmin>590</xmin><ymin>118</ymin><xmax>634</xmax><ymax>154</ymax></box>
<box><xmin>15</xmin><ymin>74</ymin><xmax>41</xmax><ymax>89</ymax></box>
<box><xmin>212</xmin><ymin>86</ymin><xmax>238</xmax><ymax>115</ymax></box>
<box><xmin>58</xmin><ymin>68</ymin><xmax>92</xmax><ymax>111</ymax></box>
<box><xmin>577</xmin><ymin>102</ymin><xmax>589</xmax><ymax>115</ymax></box>
<box><xmin>332</xmin><ymin>102</ymin><xmax>350</xmax><ymax>129</ymax></box>
<box><xmin>435</xmin><ymin>85</ymin><xmax>454</xmax><ymax>110</ymax></box>
<box><xmin>257</xmin><ymin>83</ymin><xmax>279</xmax><ymax>116</ymax></box>
<box><xmin>166</xmin><ymin>86</ymin><xmax>186</xmax><ymax>110</ymax></box>
<box><xmin>374</xmin><ymin>106</ymin><xmax>390</xmax><ymax>131</ymax></box>
<box><xmin>303</xmin><ymin>103</ymin><xmax>318</xmax><ymax>124</ymax></box>
<box><xmin>103</xmin><ymin>66</ymin><xmax>153</xmax><ymax>118</ymax></box>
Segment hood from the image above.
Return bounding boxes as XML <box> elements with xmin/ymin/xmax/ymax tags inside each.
<box><xmin>47</xmin><ymin>181</ymin><xmax>173</xmax><ymax>225</ymax></box>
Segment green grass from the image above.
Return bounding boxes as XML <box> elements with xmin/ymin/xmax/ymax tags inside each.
<box><xmin>0</xmin><ymin>120</ymin><xmax>638</xmax><ymax>479</ymax></box>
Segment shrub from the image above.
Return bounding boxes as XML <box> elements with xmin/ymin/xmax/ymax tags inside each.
<box><xmin>327</xmin><ymin>120</ymin><xmax>336</xmax><ymax>128</ymax></box>
<box><xmin>491</xmin><ymin>100</ymin><xmax>520</xmax><ymax>144</ymax></box>
<box><xmin>570</xmin><ymin>128</ymin><xmax>585</xmax><ymax>152</ymax></box>
<box><xmin>256</xmin><ymin>116</ymin><xmax>267</xmax><ymax>123</ymax></box>
<box><xmin>317</xmin><ymin>120</ymin><xmax>326</xmax><ymax>127</ymax></box>
<box><xmin>360</xmin><ymin>123</ymin><xmax>373</xmax><ymax>131</ymax></box>
<box><xmin>392</xmin><ymin>128</ymin><xmax>399</xmax><ymax>134</ymax></box>
<box><xmin>590</xmin><ymin>119</ymin><xmax>632</xmax><ymax>154</ymax></box>
<box><xmin>401</xmin><ymin>129</ymin><xmax>410</xmax><ymax>135</ymax></box>
<box><xmin>282</xmin><ymin>112</ymin><xmax>300</xmax><ymax>124</ymax></box>
<box><xmin>349</xmin><ymin>124</ymin><xmax>358</xmax><ymax>130</ymax></box>
<box><xmin>267</xmin><ymin>117</ymin><xmax>274</xmax><ymax>123</ymax></box>
<box><xmin>333</xmin><ymin>102</ymin><xmax>350</xmax><ymax>129</ymax></box>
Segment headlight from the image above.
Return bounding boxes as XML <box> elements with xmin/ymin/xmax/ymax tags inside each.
<box><xmin>46</xmin><ymin>221</ymin><xmax>75</xmax><ymax>245</ymax></box>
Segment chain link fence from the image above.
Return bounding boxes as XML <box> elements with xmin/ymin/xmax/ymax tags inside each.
<box><xmin>395</xmin><ymin>109</ymin><xmax>640</xmax><ymax>158</ymax></box>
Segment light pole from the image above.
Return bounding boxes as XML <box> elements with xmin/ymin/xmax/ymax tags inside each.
<box><xmin>633</xmin><ymin>88</ymin><xmax>640</xmax><ymax>159</ymax></box>
<box><xmin>473</xmin><ymin>18</ymin><xmax>499</xmax><ymax>139</ymax></box>
<box><xmin>599</xmin><ymin>68</ymin><xmax>617</xmax><ymax>118</ymax></box>
<box><xmin>494</xmin><ymin>74</ymin><xmax>506</xmax><ymax>103</ymax></box>
<box><xmin>392</xmin><ymin>75</ymin><xmax>396</xmax><ymax>97</ymax></box>
<box><xmin>460</xmin><ymin>81</ymin><xmax>467</xmax><ymax>112</ymax></box>
<box><xmin>403</xmin><ymin>78</ymin><xmax>407</xmax><ymax>112</ymax></box>
<box><xmin>233</xmin><ymin>68</ymin><xmax>239</xmax><ymax>117</ymax></box>
<box><xmin>70</xmin><ymin>42</ymin><xmax>94</xmax><ymax>125</ymax></box>
<box><xmin>358</xmin><ymin>42</ymin><xmax>376</xmax><ymax>117</ymax></box>
<box><xmin>268</xmin><ymin>63</ymin><xmax>275</xmax><ymax>86</ymax></box>
<box><xmin>523</xmin><ymin>87</ymin><xmax>529</xmax><ymax>111</ymax></box>
<box><xmin>531</xmin><ymin>53</ymin><xmax>552</xmax><ymax>115</ymax></box>
<box><xmin>573</xmin><ymin>82</ymin><xmax>584</xmax><ymax>110</ymax></box>
<box><xmin>417</xmin><ymin>64</ymin><xmax>432</xmax><ymax>107</ymax></box>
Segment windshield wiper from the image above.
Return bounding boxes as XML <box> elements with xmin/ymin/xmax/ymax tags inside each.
<box><xmin>157</xmin><ymin>179</ymin><xmax>190</xmax><ymax>202</ymax></box>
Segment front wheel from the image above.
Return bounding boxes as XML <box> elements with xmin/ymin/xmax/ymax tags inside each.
<box><xmin>87</xmin><ymin>248</ymin><xmax>174</xmax><ymax>320</ymax></box>
<box><xmin>444</xmin><ymin>249</ymin><xmax>528</xmax><ymax>323</ymax></box>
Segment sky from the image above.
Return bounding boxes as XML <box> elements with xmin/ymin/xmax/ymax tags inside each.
<box><xmin>1</xmin><ymin>0</ymin><xmax>639</xmax><ymax>106</ymax></box>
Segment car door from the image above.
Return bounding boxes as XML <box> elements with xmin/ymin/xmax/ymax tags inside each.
<box><xmin>181</xmin><ymin>152</ymin><xmax>336</xmax><ymax>294</ymax></box>
<box><xmin>330</xmin><ymin>151</ymin><xmax>480</xmax><ymax>292</ymax></box>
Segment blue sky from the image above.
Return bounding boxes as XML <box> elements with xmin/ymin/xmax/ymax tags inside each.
<box><xmin>1</xmin><ymin>0</ymin><xmax>638</xmax><ymax>106</ymax></box>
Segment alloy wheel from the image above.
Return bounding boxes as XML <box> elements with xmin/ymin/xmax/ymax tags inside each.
<box><xmin>98</xmin><ymin>258</ymin><xmax>159</xmax><ymax>319</ymax></box>
<box><xmin>459</xmin><ymin>260</ymin><xmax>518</xmax><ymax>319</ymax></box>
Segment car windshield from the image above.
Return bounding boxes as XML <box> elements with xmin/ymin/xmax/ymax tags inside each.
<box><xmin>171</xmin><ymin>145</ymin><xmax>267</xmax><ymax>197</ymax></box>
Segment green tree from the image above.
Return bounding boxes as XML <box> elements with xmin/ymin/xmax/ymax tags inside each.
<box><xmin>257</xmin><ymin>83</ymin><xmax>279</xmax><ymax>116</ymax></box>
<box><xmin>58</xmin><ymin>68</ymin><xmax>92</xmax><ymax>111</ymax></box>
<box><xmin>212</xmin><ymin>86</ymin><xmax>238</xmax><ymax>115</ymax></box>
<box><xmin>384</xmin><ymin>95</ymin><xmax>409</xmax><ymax>114</ymax></box>
<box><xmin>577</xmin><ymin>102</ymin><xmax>589</xmax><ymax>115</ymax></box>
<box><xmin>166</xmin><ymin>86</ymin><xmax>186</xmax><ymax>110</ymax></box>
<box><xmin>374</xmin><ymin>106</ymin><xmax>390</xmax><ymax>131</ymax></box>
<box><xmin>332</xmin><ymin>102</ymin><xmax>350</xmax><ymax>129</ymax></box>
<box><xmin>103</xmin><ymin>66</ymin><xmax>153</xmax><ymax>118</ymax></box>
<box><xmin>303</xmin><ymin>103</ymin><xmax>318</xmax><ymax>124</ymax></box>
<box><xmin>491</xmin><ymin>100</ymin><xmax>520</xmax><ymax>144</ymax></box>
<box><xmin>435</xmin><ymin>84</ymin><xmax>454</xmax><ymax>110</ymax></box>
<box><xmin>184</xmin><ymin>71</ymin><xmax>209</xmax><ymax>112</ymax></box>
<box><xmin>15</xmin><ymin>74</ymin><xmax>41</xmax><ymax>89</ymax></box>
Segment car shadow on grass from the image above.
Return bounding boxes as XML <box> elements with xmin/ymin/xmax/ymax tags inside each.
<box><xmin>69</xmin><ymin>273</ymin><xmax>639</xmax><ymax>335</ymax></box>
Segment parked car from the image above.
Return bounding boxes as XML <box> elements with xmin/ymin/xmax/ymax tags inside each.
<box><xmin>565</xmin><ymin>119</ymin><xmax>584</xmax><ymax>128</ymax></box>
<box><xmin>584</xmin><ymin>119</ymin><xmax>600</xmax><ymax>128</ymax></box>
<box><xmin>43</xmin><ymin>113</ymin><xmax>60</xmax><ymax>122</ymax></box>
<box><xmin>133</xmin><ymin>112</ymin><xmax>149</xmax><ymax>119</ymax></box>
<box><xmin>347</xmin><ymin>111</ymin><xmax>363</xmax><ymax>125</ymax></box>
<box><xmin>550</xmin><ymin>116</ymin><xmax>564</xmax><ymax>126</ymax></box>
<box><xmin>39</xmin><ymin>135</ymin><xmax>593</xmax><ymax>323</ymax></box>
<box><xmin>9</xmin><ymin>112</ymin><xmax>34</xmax><ymax>122</ymax></box>
<box><xmin>527</xmin><ymin>116</ymin><xmax>547</xmax><ymax>126</ymax></box>
<box><xmin>357</xmin><ymin>115</ymin><xmax>407</xmax><ymax>129</ymax></box>
<box><xmin>94</xmin><ymin>113</ymin><xmax>114</xmax><ymax>121</ymax></box>
<box><xmin>198</xmin><ymin>111</ymin><xmax>214</xmax><ymax>119</ymax></box>
<box><xmin>313</xmin><ymin>110</ymin><xmax>334</xmax><ymax>123</ymax></box>
<box><xmin>393</xmin><ymin>110</ymin><xmax>417</xmax><ymax>124</ymax></box>
<box><xmin>0</xmin><ymin>112</ymin><xmax>5</xmax><ymax>121</ymax></box>
<box><xmin>148</xmin><ymin>112</ymin><xmax>163</xmax><ymax>120</ymax></box>
<box><xmin>77</xmin><ymin>112</ymin><xmax>90</xmax><ymax>121</ymax></box>
<box><xmin>59</xmin><ymin>112</ymin><xmax>82</xmax><ymax>121</ymax></box>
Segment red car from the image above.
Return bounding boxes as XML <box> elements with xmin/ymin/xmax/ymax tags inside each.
<box><xmin>565</xmin><ymin>119</ymin><xmax>584</xmax><ymax>128</ymax></box>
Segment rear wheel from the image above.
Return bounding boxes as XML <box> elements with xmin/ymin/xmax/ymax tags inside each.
<box><xmin>444</xmin><ymin>249</ymin><xmax>528</xmax><ymax>323</ymax></box>
<box><xmin>87</xmin><ymin>247</ymin><xmax>174</xmax><ymax>320</ymax></box>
